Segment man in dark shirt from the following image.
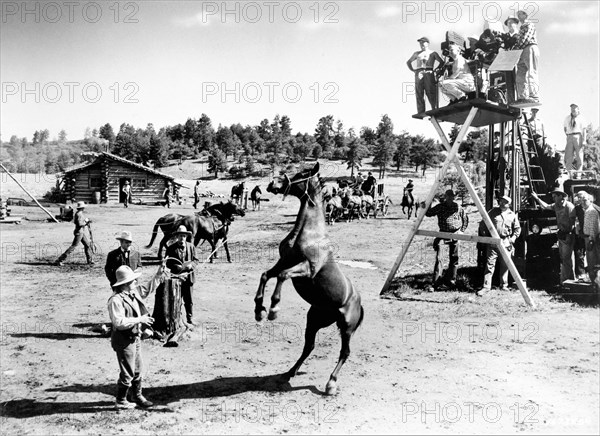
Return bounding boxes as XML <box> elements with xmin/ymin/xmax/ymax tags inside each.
<box><xmin>165</xmin><ymin>225</ymin><xmax>198</xmax><ymax>325</ymax></box>
<box><xmin>55</xmin><ymin>201</ymin><xmax>94</xmax><ymax>266</ymax></box>
<box><xmin>425</xmin><ymin>189</ymin><xmax>469</xmax><ymax>287</ymax></box>
<box><xmin>105</xmin><ymin>231</ymin><xmax>143</xmax><ymax>287</ymax></box>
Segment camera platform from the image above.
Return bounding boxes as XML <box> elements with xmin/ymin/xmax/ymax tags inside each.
<box><xmin>412</xmin><ymin>98</ymin><xmax>521</xmax><ymax>127</ymax></box>
<box><xmin>509</xmin><ymin>101</ymin><xmax>542</xmax><ymax>109</ymax></box>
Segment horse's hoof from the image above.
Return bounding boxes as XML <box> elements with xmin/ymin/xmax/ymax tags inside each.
<box><xmin>267</xmin><ymin>310</ymin><xmax>278</xmax><ymax>321</ymax></box>
<box><xmin>255</xmin><ymin>308</ymin><xmax>267</xmax><ymax>322</ymax></box>
<box><xmin>325</xmin><ymin>381</ymin><xmax>338</xmax><ymax>396</ymax></box>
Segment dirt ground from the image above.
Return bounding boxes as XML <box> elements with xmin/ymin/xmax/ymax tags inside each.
<box><xmin>1</xmin><ymin>163</ymin><xmax>599</xmax><ymax>435</ymax></box>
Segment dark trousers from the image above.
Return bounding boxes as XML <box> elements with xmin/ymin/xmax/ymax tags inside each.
<box><xmin>115</xmin><ymin>337</ymin><xmax>142</xmax><ymax>387</ymax></box>
<box><xmin>182</xmin><ymin>281</ymin><xmax>194</xmax><ymax>321</ymax></box>
<box><xmin>415</xmin><ymin>70</ymin><xmax>437</xmax><ymax>113</ymax></box>
<box><xmin>57</xmin><ymin>232</ymin><xmax>92</xmax><ymax>263</ymax></box>
<box><xmin>193</xmin><ymin>194</ymin><xmax>199</xmax><ymax>209</ymax></box>
<box><xmin>575</xmin><ymin>236</ymin><xmax>586</xmax><ymax>277</ymax></box>
<box><xmin>433</xmin><ymin>237</ymin><xmax>458</xmax><ymax>283</ymax></box>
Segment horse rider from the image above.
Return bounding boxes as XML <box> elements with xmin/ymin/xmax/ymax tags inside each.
<box><xmin>122</xmin><ymin>180</ymin><xmax>131</xmax><ymax>208</ymax></box>
<box><xmin>165</xmin><ymin>225</ymin><xmax>199</xmax><ymax>326</ymax></box>
<box><xmin>162</xmin><ymin>182</ymin><xmax>172</xmax><ymax>208</ymax></box>
<box><xmin>363</xmin><ymin>172</ymin><xmax>377</xmax><ymax>197</ymax></box>
<box><xmin>405</xmin><ymin>179</ymin><xmax>415</xmax><ymax>203</ymax></box>
<box><xmin>107</xmin><ymin>265</ymin><xmax>154</xmax><ymax>409</ymax></box>
<box><xmin>55</xmin><ymin>201</ymin><xmax>94</xmax><ymax>266</ymax></box>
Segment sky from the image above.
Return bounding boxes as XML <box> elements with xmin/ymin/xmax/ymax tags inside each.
<box><xmin>1</xmin><ymin>0</ymin><xmax>599</xmax><ymax>148</ymax></box>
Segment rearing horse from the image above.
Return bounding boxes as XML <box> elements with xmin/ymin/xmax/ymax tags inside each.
<box><xmin>254</xmin><ymin>162</ymin><xmax>364</xmax><ymax>395</ymax></box>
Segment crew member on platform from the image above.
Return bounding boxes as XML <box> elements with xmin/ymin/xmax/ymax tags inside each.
<box><xmin>406</xmin><ymin>36</ymin><xmax>444</xmax><ymax>114</ymax></box>
<box><xmin>165</xmin><ymin>225</ymin><xmax>199</xmax><ymax>325</ymax></box>
<box><xmin>55</xmin><ymin>201</ymin><xmax>94</xmax><ymax>266</ymax></box>
<box><xmin>425</xmin><ymin>189</ymin><xmax>469</xmax><ymax>288</ymax></box>
<box><xmin>477</xmin><ymin>195</ymin><xmax>521</xmax><ymax>296</ymax></box>
<box><xmin>439</xmin><ymin>42</ymin><xmax>475</xmax><ymax>105</ymax></box>
<box><xmin>512</xmin><ymin>10</ymin><xmax>540</xmax><ymax>104</ymax></box>
<box><xmin>531</xmin><ymin>189</ymin><xmax>576</xmax><ymax>284</ymax></box>
<box><xmin>563</xmin><ymin>103</ymin><xmax>587</xmax><ymax>171</ymax></box>
<box><xmin>503</xmin><ymin>16</ymin><xmax>520</xmax><ymax>49</ymax></box>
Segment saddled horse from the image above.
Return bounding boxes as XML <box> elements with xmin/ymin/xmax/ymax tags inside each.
<box><xmin>230</xmin><ymin>182</ymin><xmax>245</xmax><ymax>206</ymax></box>
<box><xmin>254</xmin><ymin>162</ymin><xmax>364</xmax><ymax>395</ymax></box>
<box><xmin>146</xmin><ymin>201</ymin><xmax>245</xmax><ymax>262</ymax></box>
<box><xmin>250</xmin><ymin>185</ymin><xmax>262</xmax><ymax>211</ymax></box>
<box><xmin>322</xmin><ymin>185</ymin><xmax>343</xmax><ymax>225</ymax></box>
<box><xmin>401</xmin><ymin>188</ymin><xmax>416</xmax><ymax>219</ymax></box>
<box><xmin>339</xmin><ymin>187</ymin><xmax>364</xmax><ymax>221</ymax></box>
<box><xmin>360</xmin><ymin>195</ymin><xmax>375</xmax><ymax>218</ymax></box>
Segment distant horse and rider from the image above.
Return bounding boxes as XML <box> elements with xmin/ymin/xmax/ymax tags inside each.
<box><xmin>249</xmin><ymin>185</ymin><xmax>270</xmax><ymax>211</ymax></box>
<box><xmin>146</xmin><ymin>201</ymin><xmax>246</xmax><ymax>262</ymax></box>
<box><xmin>254</xmin><ymin>162</ymin><xmax>364</xmax><ymax>395</ymax></box>
<box><xmin>401</xmin><ymin>179</ymin><xmax>417</xmax><ymax>219</ymax></box>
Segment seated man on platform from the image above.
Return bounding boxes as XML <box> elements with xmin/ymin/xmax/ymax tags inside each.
<box><xmin>439</xmin><ymin>42</ymin><xmax>476</xmax><ymax>106</ymax></box>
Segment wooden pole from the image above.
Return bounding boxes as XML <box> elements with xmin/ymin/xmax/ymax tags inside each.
<box><xmin>430</xmin><ymin>117</ymin><xmax>535</xmax><ymax>307</ymax></box>
<box><xmin>0</xmin><ymin>163</ymin><xmax>59</xmax><ymax>223</ymax></box>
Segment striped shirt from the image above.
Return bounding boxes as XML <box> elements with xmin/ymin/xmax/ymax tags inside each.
<box><xmin>583</xmin><ymin>205</ymin><xmax>600</xmax><ymax>239</ymax></box>
<box><xmin>513</xmin><ymin>20</ymin><xmax>537</xmax><ymax>49</ymax></box>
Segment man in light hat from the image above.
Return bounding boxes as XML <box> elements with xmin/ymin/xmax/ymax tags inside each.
<box><xmin>503</xmin><ymin>16</ymin><xmax>519</xmax><ymax>49</ymax></box>
<box><xmin>477</xmin><ymin>195</ymin><xmax>521</xmax><ymax>296</ymax></box>
<box><xmin>578</xmin><ymin>191</ymin><xmax>600</xmax><ymax>282</ymax></box>
<box><xmin>439</xmin><ymin>42</ymin><xmax>476</xmax><ymax>105</ymax></box>
<box><xmin>107</xmin><ymin>265</ymin><xmax>154</xmax><ymax>409</ymax></box>
<box><xmin>55</xmin><ymin>201</ymin><xmax>94</xmax><ymax>266</ymax></box>
<box><xmin>531</xmin><ymin>189</ymin><xmax>576</xmax><ymax>283</ymax></box>
<box><xmin>425</xmin><ymin>189</ymin><xmax>469</xmax><ymax>288</ymax></box>
<box><xmin>406</xmin><ymin>36</ymin><xmax>444</xmax><ymax>113</ymax></box>
<box><xmin>511</xmin><ymin>10</ymin><xmax>540</xmax><ymax>103</ymax></box>
<box><xmin>563</xmin><ymin>103</ymin><xmax>587</xmax><ymax>171</ymax></box>
<box><xmin>105</xmin><ymin>231</ymin><xmax>143</xmax><ymax>287</ymax></box>
<box><xmin>164</xmin><ymin>225</ymin><xmax>198</xmax><ymax>325</ymax></box>
<box><xmin>122</xmin><ymin>180</ymin><xmax>131</xmax><ymax>208</ymax></box>
<box><xmin>528</xmin><ymin>107</ymin><xmax>546</xmax><ymax>152</ymax></box>
<box><xmin>162</xmin><ymin>182</ymin><xmax>173</xmax><ymax>208</ymax></box>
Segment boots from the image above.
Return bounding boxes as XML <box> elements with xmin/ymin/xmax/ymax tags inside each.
<box><xmin>131</xmin><ymin>380</ymin><xmax>153</xmax><ymax>408</ymax></box>
<box><xmin>115</xmin><ymin>385</ymin><xmax>135</xmax><ymax>409</ymax></box>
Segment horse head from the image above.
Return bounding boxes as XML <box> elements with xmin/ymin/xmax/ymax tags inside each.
<box><xmin>220</xmin><ymin>200</ymin><xmax>245</xmax><ymax>220</ymax></box>
<box><xmin>268</xmin><ymin>163</ymin><xmax>321</xmax><ymax>202</ymax></box>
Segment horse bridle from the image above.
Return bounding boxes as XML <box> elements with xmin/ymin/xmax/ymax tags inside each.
<box><xmin>281</xmin><ymin>172</ymin><xmax>318</xmax><ymax>206</ymax></box>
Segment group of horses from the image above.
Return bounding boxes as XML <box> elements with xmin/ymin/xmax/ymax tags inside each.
<box><xmin>231</xmin><ymin>182</ymin><xmax>269</xmax><ymax>211</ymax></box>
<box><xmin>323</xmin><ymin>182</ymin><xmax>392</xmax><ymax>224</ymax></box>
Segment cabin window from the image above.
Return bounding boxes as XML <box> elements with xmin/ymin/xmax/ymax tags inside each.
<box><xmin>132</xmin><ymin>178</ymin><xmax>146</xmax><ymax>188</ymax></box>
<box><xmin>89</xmin><ymin>177</ymin><xmax>102</xmax><ymax>188</ymax></box>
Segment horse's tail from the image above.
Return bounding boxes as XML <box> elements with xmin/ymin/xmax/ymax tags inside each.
<box><xmin>146</xmin><ymin>220</ymin><xmax>162</xmax><ymax>248</ymax></box>
<box><xmin>357</xmin><ymin>305</ymin><xmax>365</xmax><ymax>330</ymax></box>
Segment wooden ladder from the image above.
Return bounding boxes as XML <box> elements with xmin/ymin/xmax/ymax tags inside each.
<box><xmin>517</xmin><ymin>113</ymin><xmax>547</xmax><ymax>194</ymax></box>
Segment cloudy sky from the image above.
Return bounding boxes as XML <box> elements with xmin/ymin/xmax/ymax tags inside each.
<box><xmin>1</xmin><ymin>1</ymin><xmax>598</xmax><ymax>147</ymax></box>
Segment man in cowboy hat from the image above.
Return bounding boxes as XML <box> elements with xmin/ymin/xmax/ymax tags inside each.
<box><xmin>563</xmin><ymin>103</ymin><xmax>587</xmax><ymax>171</ymax></box>
<box><xmin>503</xmin><ymin>16</ymin><xmax>519</xmax><ymax>49</ymax></box>
<box><xmin>105</xmin><ymin>231</ymin><xmax>143</xmax><ymax>287</ymax></box>
<box><xmin>122</xmin><ymin>180</ymin><xmax>132</xmax><ymax>208</ymax></box>
<box><xmin>55</xmin><ymin>201</ymin><xmax>94</xmax><ymax>266</ymax></box>
<box><xmin>406</xmin><ymin>36</ymin><xmax>444</xmax><ymax>113</ymax></box>
<box><xmin>165</xmin><ymin>225</ymin><xmax>198</xmax><ymax>325</ymax></box>
<box><xmin>425</xmin><ymin>189</ymin><xmax>469</xmax><ymax>288</ymax></box>
<box><xmin>531</xmin><ymin>188</ymin><xmax>576</xmax><ymax>284</ymax></box>
<box><xmin>405</xmin><ymin>179</ymin><xmax>415</xmax><ymax>203</ymax></box>
<box><xmin>477</xmin><ymin>195</ymin><xmax>521</xmax><ymax>296</ymax></box>
<box><xmin>107</xmin><ymin>265</ymin><xmax>154</xmax><ymax>409</ymax></box>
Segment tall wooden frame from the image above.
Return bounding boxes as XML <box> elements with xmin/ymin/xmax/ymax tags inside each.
<box><xmin>380</xmin><ymin>106</ymin><xmax>535</xmax><ymax>307</ymax></box>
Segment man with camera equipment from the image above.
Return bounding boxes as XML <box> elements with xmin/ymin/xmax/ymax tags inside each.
<box><xmin>504</xmin><ymin>16</ymin><xmax>520</xmax><ymax>49</ymax></box>
<box><xmin>512</xmin><ymin>10</ymin><xmax>540</xmax><ymax>104</ymax></box>
<box><xmin>563</xmin><ymin>103</ymin><xmax>587</xmax><ymax>171</ymax></box>
<box><xmin>406</xmin><ymin>36</ymin><xmax>444</xmax><ymax>113</ymax></box>
<box><xmin>531</xmin><ymin>189</ymin><xmax>576</xmax><ymax>284</ymax></box>
<box><xmin>439</xmin><ymin>42</ymin><xmax>476</xmax><ymax>105</ymax></box>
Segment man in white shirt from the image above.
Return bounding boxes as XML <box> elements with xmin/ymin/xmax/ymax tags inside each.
<box><xmin>580</xmin><ymin>191</ymin><xmax>600</xmax><ymax>281</ymax></box>
<box><xmin>563</xmin><ymin>103</ymin><xmax>587</xmax><ymax>171</ymax></box>
<box><xmin>406</xmin><ymin>37</ymin><xmax>444</xmax><ymax>113</ymax></box>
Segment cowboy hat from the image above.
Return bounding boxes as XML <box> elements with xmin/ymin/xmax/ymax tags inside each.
<box><xmin>116</xmin><ymin>231</ymin><xmax>133</xmax><ymax>242</ymax></box>
<box><xmin>76</xmin><ymin>201</ymin><xmax>86</xmax><ymax>209</ymax></box>
<box><xmin>504</xmin><ymin>16</ymin><xmax>519</xmax><ymax>26</ymax></box>
<box><xmin>173</xmin><ymin>225</ymin><xmax>192</xmax><ymax>236</ymax></box>
<box><xmin>417</xmin><ymin>36</ymin><xmax>430</xmax><ymax>43</ymax></box>
<box><xmin>124</xmin><ymin>180</ymin><xmax>130</xmax><ymax>184</ymax></box>
<box><xmin>113</xmin><ymin>265</ymin><xmax>141</xmax><ymax>287</ymax></box>
<box><xmin>444</xmin><ymin>189</ymin><xmax>456</xmax><ymax>197</ymax></box>
<box><xmin>499</xmin><ymin>195</ymin><xmax>511</xmax><ymax>203</ymax></box>
<box><xmin>550</xmin><ymin>188</ymin><xmax>567</xmax><ymax>197</ymax></box>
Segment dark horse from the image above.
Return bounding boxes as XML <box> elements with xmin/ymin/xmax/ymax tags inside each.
<box><xmin>230</xmin><ymin>182</ymin><xmax>245</xmax><ymax>206</ymax></box>
<box><xmin>250</xmin><ymin>185</ymin><xmax>262</xmax><ymax>211</ymax></box>
<box><xmin>146</xmin><ymin>201</ymin><xmax>245</xmax><ymax>262</ymax></box>
<box><xmin>254</xmin><ymin>162</ymin><xmax>364</xmax><ymax>395</ymax></box>
<box><xmin>401</xmin><ymin>188</ymin><xmax>416</xmax><ymax>219</ymax></box>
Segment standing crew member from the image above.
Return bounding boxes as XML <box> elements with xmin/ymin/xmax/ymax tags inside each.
<box><xmin>406</xmin><ymin>36</ymin><xmax>444</xmax><ymax>113</ymax></box>
<box><xmin>477</xmin><ymin>195</ymin><xmax>521</xmax><ymax>296</ymax></box>
<box><xmin>512</xmin><ymin>10</ymin><xmax>540</xmax><ymax>104</ymax></box>
<box><xmin>105</xmin><ymin>231</ymin><xmax>143</xmax><ymax>287</ymax></box>
<box><xmin>439</xmin><ymin>42</ymin><xmax>476</xmax><ymax>105</ymax></box>
<box><xmin>193</xmin><ymin>180</ymin><xmax>201</xmax><ymax>209</ymax></box>
<box><xmin>563</xmin><ymin>104</ymin><xmax>587</xmax><ymax>171</ymax></box>
<box><xmin>425</xmin><ymin>189</ymin><xmax>469</xmax><ymax>288</ymax></box>
<box><xmin>580</xmin><ymin>192</ymin><xmax>600</xmax><ymax>282</ymax></box>
<box><xmin>55</xmin><ymin>201</ymin><xmax>94</xmax><ymax>266</ymax></box>
<box><xmin>531</xmin><ymin>189</ymin><xmax>576</xmax><ymax>284</ymax></box>
<box><xmin>165</xmin><ymin>225</ymin><xmax>198</xmax><ymax>326</ymax></box>
<box><xmin>163</xmin><ymin>182</ymin><xmax>172</xmax><ymax>208</ymax></box>
<box><xmin>107</xmin><ymin>266</ymin><xmax>154</xmax><ymax>409</ymax></box>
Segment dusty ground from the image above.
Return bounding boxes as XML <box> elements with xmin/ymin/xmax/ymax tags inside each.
<box><xmin>1</xmin><ymin>161</ymin><xmax>599</xmax><ymax>435</ymax></box>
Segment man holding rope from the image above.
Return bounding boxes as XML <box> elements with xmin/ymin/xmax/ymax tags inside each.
<box><xmin>165</xmin><ymin>225</ymin><xmax>199</xmax><ymax>326</ymax></box>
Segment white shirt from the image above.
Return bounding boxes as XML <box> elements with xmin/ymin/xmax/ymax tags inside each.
<box><xmin>564</xmin><ymin>114</ymin><xmax>586</xmax><ymax>134</ymax></box>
